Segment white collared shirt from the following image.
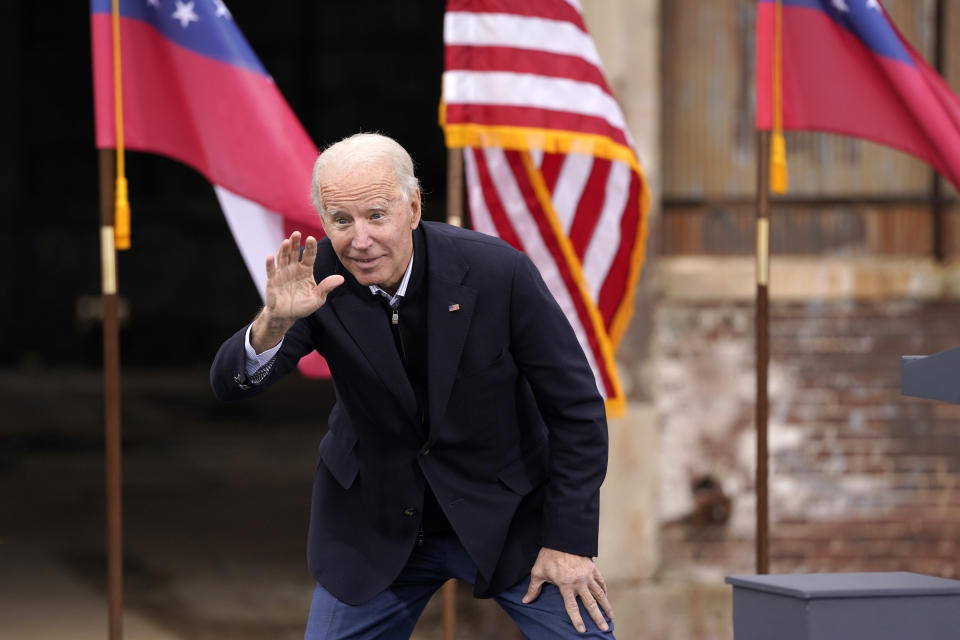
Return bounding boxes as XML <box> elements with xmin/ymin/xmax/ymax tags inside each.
<box><xmin>368</xmin><ymin>250</ymin><xmax>414</xmax><ymax>308</ymax></box>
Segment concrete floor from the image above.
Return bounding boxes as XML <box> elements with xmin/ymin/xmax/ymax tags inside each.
<box><xmin>0</xmin><ymin>369</ymin><xmax>731</xmax><ymax>639</ymax></box>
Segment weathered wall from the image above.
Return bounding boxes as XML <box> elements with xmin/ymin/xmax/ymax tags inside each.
<box><xmin>655</xmin><ymin>258</ymin><xmax>960</xmax><ymax>581</ymax></box>
<box><xmin>576</xmin><ymin>0</ymin><xmax>960</xmax><ymax>601</ymax></box>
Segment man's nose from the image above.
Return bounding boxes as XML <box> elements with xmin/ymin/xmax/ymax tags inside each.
<box><xmin>352</xmin><ymin>221</ymin><xmax>373</xmax><ymax>250</ymax></box>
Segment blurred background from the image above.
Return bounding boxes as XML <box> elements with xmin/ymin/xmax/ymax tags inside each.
<box><xmin>4</xmin><ymin>1</ymin><xmax>960</xmax><ymax>638</ymax></box>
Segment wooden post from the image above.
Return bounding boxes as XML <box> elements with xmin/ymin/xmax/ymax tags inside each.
<box><xmin>932</xmin><ymin>171</ymin><xmax>944</xmax><ymax>262</ymax></box>
<box><xmin>442</xmin><ymin>146</ymin><xmax>464</xmax><ymax>640</ymax></box>
<box><xmin>446</xmin><ymin>147</ymin><xmax>465</xmax><ymax>228</ymax></box>
<box><xmin>755</xmin><ymin>132</ymin><xmax>771</xmax><ymax>575</ymax></box>
<box><xmin>99</xmin><ymin>148</ymin><xmax>124</xmax><ymax>639</ymax></box>
<box><xmin>442</xmin><ymin>579</ymin><xmax>457</xmax><ymax>640</ymax></box>
<box><xmin>931</xmin><ymin>0</ymin><xmax>946</xmax><ymax>262</ymax></box>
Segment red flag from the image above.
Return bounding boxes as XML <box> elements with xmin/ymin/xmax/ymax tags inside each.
<box><xmin>756</xmin><ymin>0</ymin><xmax>960</xmax><ymax>191</ymax></box>
<box><xmin>441</xmin><ymin>0</ymin><xmax>650</xmax><ymax>415</ymax></box>
<box><xmin>90</xmin><ymin>0</ymin><xmax>329</xmax><ymax>377</ymax></box>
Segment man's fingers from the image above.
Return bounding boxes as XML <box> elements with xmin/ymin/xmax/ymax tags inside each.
<box><xmin>591</xmin><ymin>582</ymin><xmax>615</xmax><ymax>622</ymax></box>
<box><xmin>521</xmin><ymin>577</ymin><xmax>544</xmax><ymax>604</ymax></box>
<box><xmin>317</xmin><ymin>274</ymin><xmax>344</xmax><ymax>302</ymax></box>
<box><xmin>301</xmin><ymin>236</ymin><xmax>318</xmax><ymax>268</ymax></box>
<box><xmin>579</xmin><ymin>586</ymin><xmax>610</xmax><ymax>632</ymax></box>
<box><xmin>594</xmin><ymin>568</ymin><xmax>607</xmax><ymax>595</ymax></box>
<box><xmin>289</xmin><ymin>231</ymin><xmax>303</xmax><ymax>264</ymax></box>
<box><xmin>319</xmin><ymin>274</ymin><xmax>344</xmax><ymax>292</ymax></box>
<box><xmin>561</xmin><ymin>588</ymin><xmax>586</xmax><ymax>634</ymax></box>
<box><xmin>264</xmin><ymin>255</ymin><xmax>277</xmax><ymax>308</ymax></box>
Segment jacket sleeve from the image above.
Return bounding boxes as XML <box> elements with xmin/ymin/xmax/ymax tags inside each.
<box><xmin>209</xmin><ymin>315</ymin><xmax>319</xmax><ymax>402</ymax></box>
<box><xmin>507</xmin><ymin>252</ymin><xmax>609</xmax><ymax>558</ymax></box>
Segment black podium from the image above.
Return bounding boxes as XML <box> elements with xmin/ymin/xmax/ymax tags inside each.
<box><xmin>726</xmin><ymin>572</ymin><xmax>960</xmax><ymax>640</ymax></box>
<box><xmin>901</xmin><ymin>345</ymin><xmax>960</xmax><ymax>403</ymax></box>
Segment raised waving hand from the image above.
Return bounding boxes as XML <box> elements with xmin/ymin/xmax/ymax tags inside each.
<box><xmin>250</xmin><ymin>231</ymin><xmax>344</xmax><ymax>352</ymax></box>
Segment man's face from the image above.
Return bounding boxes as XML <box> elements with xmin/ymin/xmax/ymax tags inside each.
<box><xmin>317</xmin><ymin>160</ymin><xmax>421</xmax><ymax>294</ymax></box>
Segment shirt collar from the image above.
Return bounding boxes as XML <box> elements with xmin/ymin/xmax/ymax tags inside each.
<box><xmin>369</xmin><ymin>250</ymin><xmax>414</xmax><ymax>308</ymax></box>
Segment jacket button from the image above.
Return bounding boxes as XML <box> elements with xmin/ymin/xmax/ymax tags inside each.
<box><xmin>403</xmin><ymin>507</ymin><xmax>417</xmax><ymax>517</ymax></box>
<box><xmin>421</xmin><ymin>448</ymin><xmax>431</xmax><ymax>456</ymax></box>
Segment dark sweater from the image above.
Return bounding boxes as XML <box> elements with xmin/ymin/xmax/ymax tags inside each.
<box><xmin>362</xmin><ymin>226</ymin><xmax>452</xmax><ymax>536</ymax></box>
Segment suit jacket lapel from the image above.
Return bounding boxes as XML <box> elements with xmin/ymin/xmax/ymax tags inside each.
<box><xmin>425</xmin><ymin>226</ymin><xmax>476</xmax><ymax>434</ymax></box>
<box><xmin>327</xmin><ymin>273</ymin><xmax>418</xmax><ymax>423</ymax></box>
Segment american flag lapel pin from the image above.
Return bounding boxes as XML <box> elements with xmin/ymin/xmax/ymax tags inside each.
<box><xmin>448</xmin><ymin>303</ymin><xmax>461</xmax><ymax>312</ymax></box>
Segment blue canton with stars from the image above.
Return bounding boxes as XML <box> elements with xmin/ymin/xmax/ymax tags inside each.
<box><xmin>90</xmin><ymin>0</ymin><xmax>269</xmax><ymax>77</ymax></box>
<box><xmin>760</xmin><ymin>0</ymin><xmax>914</xmax><ymax>66</ymax></box>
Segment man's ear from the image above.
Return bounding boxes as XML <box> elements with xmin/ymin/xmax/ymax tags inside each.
<box><xmin>410</xmin><ymin>189</ymin><xmax>422</xmax><ymax>228</ymax></box>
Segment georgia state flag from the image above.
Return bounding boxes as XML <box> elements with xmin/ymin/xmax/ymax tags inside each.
<box><xmin>756</xmin><ymin>0</ymin><xmax>960</xmax><ymax>190</ymax></box>
<box><xmin>91</xmin><ymin>0</ymin><xmax>330</xmax><ymax>376</ymax></box>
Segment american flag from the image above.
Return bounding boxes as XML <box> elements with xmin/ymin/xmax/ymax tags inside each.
<box><xmin>441</xmin><ymin>0</ymin><xmax>650</xmax><ymax>414</ymax></box>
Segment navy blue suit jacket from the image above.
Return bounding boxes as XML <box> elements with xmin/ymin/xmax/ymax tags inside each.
<box><xmin>210</xmin><ymin>221</ymin><xmax>608</xmax><ymax>604</ymax></box>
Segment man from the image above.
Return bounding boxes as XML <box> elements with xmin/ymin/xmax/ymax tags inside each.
<box><xmin>211</xmin><ymin>133</ymin><xmax>614</xmax><ymax>638</ymax></box>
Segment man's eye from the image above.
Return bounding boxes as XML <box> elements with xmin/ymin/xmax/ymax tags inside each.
<box><xmin>370</xmin><ymin>212</ymin><xmax>384</xmax><ymax>219</ymax></box>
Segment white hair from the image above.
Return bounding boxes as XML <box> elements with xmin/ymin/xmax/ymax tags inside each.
<box><xmin>310</xmin><ymin>133</ymin><xmax>420</xmax><ymax>214</ymax></box>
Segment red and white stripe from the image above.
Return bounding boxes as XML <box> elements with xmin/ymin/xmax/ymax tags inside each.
<box><xmin>443</xmin><ymin>0</ymin><xmax>648</xmax><ymax>407</ymax></box>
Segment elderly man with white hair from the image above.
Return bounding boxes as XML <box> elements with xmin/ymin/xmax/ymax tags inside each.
<box><xmin>211</xmin><ymin>133</ymin><xmax>614</xmax><ymax>638</ymax></box>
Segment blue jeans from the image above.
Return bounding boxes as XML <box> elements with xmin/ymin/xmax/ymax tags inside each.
<box><xmin>304</xmin><ymin>534</ymin><xmax>615</xmax><ymax>639</ymax></box>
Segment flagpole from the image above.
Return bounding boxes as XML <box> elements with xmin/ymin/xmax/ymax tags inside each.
<box><xmin>441</xmin><ymin>146</ymin><xmax>464</xmax><ymax>640</ymax></box>
<box><xmin>98</xmin><ymin>148</ymin><xmax>125</xmax><ymax>639</ymax></box>
<box><xmin>446</xmin><ymin>147</ymin><xmax>464</xmax><ymax>228</ymax></box>
<box><xmin>931</xmin><ymin>0</ymin><xmax>945</xmax><ymax>262</ymax></box>
<box><xmin>101</xmin><ymin>3</ymin><xmax>129</xmax><ymax>637</ymax></box>
<box><xmin>755</xmin><ymin>131</ymin><xmax>771</xmax><ymax>575</ymax></box>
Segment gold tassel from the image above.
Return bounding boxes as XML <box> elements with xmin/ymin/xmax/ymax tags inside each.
<box><xmin>112</xmin><ymin>0</ymin><xmax>131</xmax><ymax>250</ymax></box>
<box><xmin>770</xmin><ymin>132</ymin><xmax>788</xmax><ymax>194</ymax></box>
<box><xmin>114</xmin><ymin>176</ymin><xmax>130</xmax><ymax>250</ymax></box>
<box><xmin>770</xmin><ymin>0</ymin><xmax>788</xmax><ymax>194</ymax></box>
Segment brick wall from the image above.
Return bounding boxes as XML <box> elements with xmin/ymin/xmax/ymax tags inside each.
<box><xmin>655</xmin><ymin>298</ymin><xmax>960</xmax><ymax>580</ymax></box>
